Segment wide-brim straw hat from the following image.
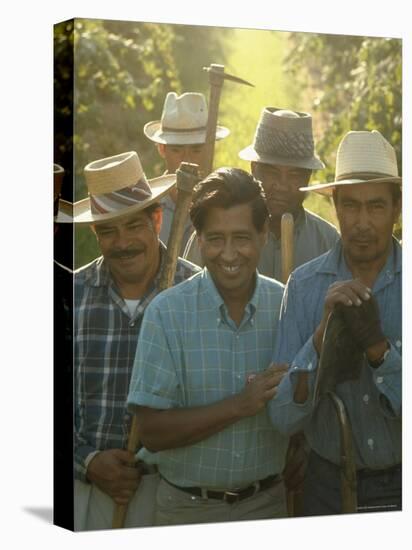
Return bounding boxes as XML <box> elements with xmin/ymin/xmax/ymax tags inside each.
<box><xmin>54</xmin><ymin>163</ymin><xmax>73</xmax><ymax>223</ymax></box>
<box><xmin>239</xmin><ymin>107</ymin><xmax>325</xmax><ymax>170</ymax></box>
<box><xmin>300</xmin><ymin>130</ymin><xmax>402</xmax><ymax>196</ymax></box>
<box><xmin>144</xmin><ymin>92</ymin><xmax>230</xmax><ymax>145</ymax></box>
<box><xmin>73</xmin><ymin>151</ymin><xmax>175</xmax><ymax>224</ymax></box>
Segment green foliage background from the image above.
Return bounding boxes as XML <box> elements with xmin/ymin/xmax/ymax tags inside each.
<box><xmin>53</xmin><ymin>20</ymin><xmax>402</xmax><ymax>268</ymax></box>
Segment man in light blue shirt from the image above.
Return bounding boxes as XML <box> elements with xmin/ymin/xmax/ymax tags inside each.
<box><xmin>269</xmin><ymin>130</ymin><xmax>402</xmax><ymax>515</ymax></box>
<box><xmin>128</xmin><ymin>168</ymin><xmax>289</xmax><ymax>526</ymax></box>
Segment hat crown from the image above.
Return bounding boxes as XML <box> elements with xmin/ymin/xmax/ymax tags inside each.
<box><xmin>238</xmin><ymin>107</ymin><xmax>324</xmax><ymax>170</ymax></box>
<box><xmin>336</xmin><ymin>130</ymin><xmax>399</xmax><ymax>180</ymax></box>
<box><xmin>84</xmin><ymin>151</ymin><xmax>144</xmax><ymax>195</ymax></box>
<box><xmin>161</xmin><ymin>92</ymin><xmax>208</xmax><ymax>131</ymax></box>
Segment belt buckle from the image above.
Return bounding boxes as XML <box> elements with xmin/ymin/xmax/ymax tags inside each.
<box><xmin>223</xmin><ymin>489</ymin><xmax>241</xmax><ymax>504</ymax></box>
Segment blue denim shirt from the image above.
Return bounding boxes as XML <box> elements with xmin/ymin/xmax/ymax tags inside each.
<box><xmin>269</xmin><ymin>239</ymin><xmax>401</xmax><ymax>469</ymax></box>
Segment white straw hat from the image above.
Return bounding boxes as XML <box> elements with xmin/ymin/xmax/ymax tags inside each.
<box><xmin>239</xmin><ymin>107</ymin><xmax>325</xmax><ymax>170</ymax></box>
<box><xmin>73</xmin><ymin>151</ymin><xmax>175</xmax><ymax>224</ymax></box>
<box><xmin>300</xmin><ymin>130</ymin><xmax>401</xmax><ymax>195</ymax></box>
<box><xmin>144</xmin><ymin>92</ymin><xmax>230</xmax><ymax>145</ymax></box>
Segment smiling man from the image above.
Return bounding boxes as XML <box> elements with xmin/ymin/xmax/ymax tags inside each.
<box><xmin>73</xmin><ymin>151</ymin><xmax>199</xmax><ymax>530</ymax></box>
<box><xmin>127</xmin><ymin>168</ymin><xmax>290</xmax><ymax>526</ymax></box>
<box><xmin>269</xmin><ymin>130</ymin><xmax>402</xmax><ymax>516</ymax></box>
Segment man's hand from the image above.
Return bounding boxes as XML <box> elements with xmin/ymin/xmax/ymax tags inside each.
<box><xmin>237</xmin><ymin>363</ymin><xmax>289</xmax><ymax>417</ymax></box>
<box><xmin>314</xmin><ymin>280</ymin><xmax>372</xmax><ymax>354</ymax></box>
<box><xmin>86</xmin><ymin>449</ymin><xmax>142</xmax><ymax>505</ymax></box>
<box><xmin>337</xmin><ymin>296</ymin><xmax>386</xmax><ymax>353</ymax></box>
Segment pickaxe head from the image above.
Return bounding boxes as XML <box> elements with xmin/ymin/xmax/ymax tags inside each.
<box><xmin>203</xmin><ymin>63</ymin><xmax>254</xmax><ymax>88</ymax></box>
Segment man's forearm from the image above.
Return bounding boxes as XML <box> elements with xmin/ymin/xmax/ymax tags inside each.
<box><xmin>135</xmin><ymin>393</ymin><xmax>247</xmax><ymax>452</ymax></box>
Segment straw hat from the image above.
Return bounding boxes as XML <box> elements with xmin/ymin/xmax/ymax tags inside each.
<box><xmin>239</xmin><ymin>107</ymin><xmax>325</xmax><ymax>170</ymax></box>
<box><xmin>54</xmin><ymin>163</ymin><xmax>72</xmax><ymax>223</ymax></box>
<box><xmin>73</xmin><ymin>151</ymin><xmax>175</xmax><ymax>224</ymax></box>
<box><xmin>300</xmin><ymin>130</ymin><xmax>402</xmax><ymax>195</ymax></box>
<box><xmin>144</xmin><ymin>92</ymin><xmax>230</xmax><ymax>145</ymax></box>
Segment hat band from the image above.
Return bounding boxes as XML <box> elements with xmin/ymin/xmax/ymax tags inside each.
<box><xmin>254</xmin><ymin>129</ymin><xmax>315</xmax><ymax>160</ymax></box>
<box><xmin>90</xmin><ymin>176</ymin><xmax>152</xmax><ymax>215</ymax></box>
<box><xmin>337</xmin><ymin>171</ymin><xmax>397</xmax><ymax>181</ymax></box>
<box><xmin>161</xmin><ymin>125</ymin><xmax>207</xmax><ymax>133</ymax></box>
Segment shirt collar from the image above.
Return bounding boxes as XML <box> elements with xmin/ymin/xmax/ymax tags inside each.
<box><xmin>202</xmin><ymin>267</ymin><xmax>260</xmax><ymax>315</ymax></box>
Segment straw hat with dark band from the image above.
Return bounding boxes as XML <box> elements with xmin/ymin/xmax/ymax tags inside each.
<box><xmin>73</xmin><ymin>151</ymin><xmax>175</xmax><ymax>224</ymax></box>
<box><xmin>144</xmin><ymin>92</ymin><xmax>229</xmax><ymax>145</ymax></box>
<box><xmin>300</xmin><ymin>130</ymin><xmax>401</xmax><ymax>196</ymax></box>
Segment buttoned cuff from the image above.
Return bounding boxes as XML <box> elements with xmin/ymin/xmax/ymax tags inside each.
<box><xmin>289</xmin><ymin>336</ymin><xmax>319</xmax><ymax>395</ymax></box>
<box><xmin>370</xmin><ymin>343</ymin><xmax>401</xmax><ymax>417</ymax></box>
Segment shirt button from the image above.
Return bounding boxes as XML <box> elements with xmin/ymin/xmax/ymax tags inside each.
<box><xmin>307</xmin><ymin>362</ymin><xmax>313</xmax><ymax>371</ymax></box>
<box><xmin>396</xmin><ymin>340</ymin><xmax>401</xmax><ymax>348</ymax></box>
<box><xmin>129</xmin><ymin>321</ymin><xmax>135</xmax><ymax>327</ymax></box>
<box><xmin>236</xmin><ymin>335</ymin><xmax>240</xmax><ymax>340</ymax></box>
<box><xmin>363</xmin><ymin>394</ymin><xmax>369</xmax><ymax>404</ymax></box>
<box><xmin>250</xmin><ymin>319</ymin><xmax>254</xmax><ymax>325</ymax></box>
<box><xmin>235</xmin><ymin>453</ymin><xmax>240</xmax><ymax>458</ymax></box>
<box><xmin>376</xmin><ymin>376</ymin><xmax>384</xmax><ymax>384</ymax></box>
<box><xmin>367</xmin><ymin>438</ymin><xmax>374</xmax><ymax>449</ymax></box>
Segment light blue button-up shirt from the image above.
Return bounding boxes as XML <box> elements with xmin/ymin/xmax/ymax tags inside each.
<box><xmin>127</xmin><ymin>269</ymin><xmax>288</xmax><ymax>490</ymax></box>
<box><xmin>269</xmin><ymin>239</ymin><xmax>401</xmax><ymax>469</ymax></box>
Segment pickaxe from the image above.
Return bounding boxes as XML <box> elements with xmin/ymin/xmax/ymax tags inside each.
<box><xmin>202</xmin><ymin>63</ymin><xmax>254</xmax><ymax>176</ymax></box>
<box><xmin>112</xmin><ymin>162</ymin><xmax>200</xmax><ymax>528</ymax></box>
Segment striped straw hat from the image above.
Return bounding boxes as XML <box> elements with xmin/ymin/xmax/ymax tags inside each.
<box><xmin>54</xmin><ymin>163</ymin><xmax>72</xmax><ymax>223</ymax></box>
<box><xmin>300</xmin><ymin>130</ymin><xmax>401</xmax><ymax>195</ymax></box>
<box><xmin>73</xmin><ymin>151</ymin><xmax>175</xmax><ymax>224</ymax></box>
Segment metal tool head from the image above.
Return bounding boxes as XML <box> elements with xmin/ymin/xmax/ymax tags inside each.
<box><xmin>313</xmin><ymin>308</ymin><xmax>364</xmax><ymax>404</ymax></box>
<box><xmin>203</xmin><ymin>64</ymin><xmax>254</xmax><ymax>87</ymax></box>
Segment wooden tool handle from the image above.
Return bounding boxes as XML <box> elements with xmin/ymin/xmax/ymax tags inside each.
<box><xmin>112</xmin><ymin>415</ymin><xmax>140</xmax><ymax>528</ymax></box>
<box><xmin>281</xmin><ymin>213</ymin><xmax>294</xmax><ymax>284</ymax></box>
<box><xmin>112</xmin><ymin>163</ymin><xmax>199</xmax><ymax>529</ymax></box>
<box><xmin>203</xmin><ymin>64</ymin><xmax>224</xmax><ymax>176</ymax></box>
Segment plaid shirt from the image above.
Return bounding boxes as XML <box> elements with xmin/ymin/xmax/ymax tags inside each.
<box><xmin>127</xmin><ymin>269</ymin><xmax>289</xmax><ymax>490</ymax></box>
<box><xmin>269</xmin><ymin>239</ymin><xmax>402</xmax><ymax>469</ymax></box>
<box><xmin>74</xmin><ymin>243</ymin><xmax>199</xmax><ymax>481</ymax></box>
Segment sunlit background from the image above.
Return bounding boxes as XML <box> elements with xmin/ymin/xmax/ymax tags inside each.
<box><xmin>54</xmin><ymin>19</ymin><xmax>402</xmax><ymax>268</ymax></box>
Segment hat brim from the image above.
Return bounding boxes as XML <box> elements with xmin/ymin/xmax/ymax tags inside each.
<box><xmin>238</xmin><ymin>144</ymin><xmax>325</xmax><ymax>170</ymax></box>
<box><xmin>300</xmin><ymin>176</ymin><xmax>402</xmax><ymax>196</ymax></box>
<box><xmin>73</xmin><ymin>174</ymin><xmax>176</xmax><ymax>224</ymax></box>
<box><xmin>54</xmin><ymin>199</ymin><xmax>73</xmax><ymax>223</ymax></box>
<box><xmin>144</xmin><ymin>121</ymin><xmax>230</xmax><ymax>144</ymax></box>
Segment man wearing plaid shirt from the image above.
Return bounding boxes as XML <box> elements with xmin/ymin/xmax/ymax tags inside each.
<box><xmin>73</xmin><ymin>151</ymin><xmax>199</xmax><ymax>530</ymax></box>
<box><xmin>127</xmin><ymin>168</ymin><xmax>289</xmax><ymax>526</ymax></box>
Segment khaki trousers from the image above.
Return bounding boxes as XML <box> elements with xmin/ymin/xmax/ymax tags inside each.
<box><xmin>155</xmin><ymin>477</ymin><xmax>288</xmax><ymax>526</ymax></box>
<box><xmin>74</xmin><ymin>472</ymin><xmax>159</xmax><ymax>531</ymax></box>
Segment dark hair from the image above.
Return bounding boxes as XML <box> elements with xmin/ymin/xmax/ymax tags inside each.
<box><xmin>189</xmin><ymin>167</ymin><xmax>269</xmax><ymax>233</ymax></box>
<box><xmin>332</xmin><ymin>183</ymin><xmax>402</xmax><ymax>206</ymax></box>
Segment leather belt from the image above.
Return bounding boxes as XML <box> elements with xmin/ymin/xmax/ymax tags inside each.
<box><xmin>162</xmin><ymin>474</ymin><xmax>281</xmax><ymax>504</ymax></box>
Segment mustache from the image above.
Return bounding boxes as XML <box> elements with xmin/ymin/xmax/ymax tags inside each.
<box><xmin>350</xmin><ymin>231</ymin><xmax>375</xmax><ymax>242</ymax></box>
<box><xmin>108</xmin><ymin>247</ymin><xmax>143</xmax><ymax>259</ymax></box>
